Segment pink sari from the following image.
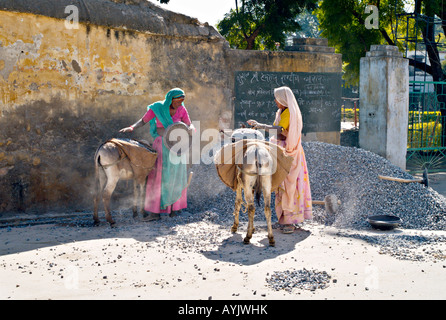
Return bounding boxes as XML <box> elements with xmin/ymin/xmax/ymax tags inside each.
<box><xmin>272</xmin><ymin>87</ymin><xmax>312</xmax><ymax>224</ymax></box>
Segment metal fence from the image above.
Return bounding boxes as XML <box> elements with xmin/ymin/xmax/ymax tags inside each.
<box><xmin>407</xmin><ymin>81</ymin><xmax>446</xmax><ymax>172</ymax></box>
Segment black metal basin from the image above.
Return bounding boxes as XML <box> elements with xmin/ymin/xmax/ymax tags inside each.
<box><xmin>367</xmin><ymin>215</ymin><xmax>402</xmax><ymax>230</ymax></box>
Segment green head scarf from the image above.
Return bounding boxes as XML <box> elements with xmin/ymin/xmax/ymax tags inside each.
<box><xmin>147</xmin><ymin>88</ymin><xmax>185</xmax><ymax>138</ymax></box>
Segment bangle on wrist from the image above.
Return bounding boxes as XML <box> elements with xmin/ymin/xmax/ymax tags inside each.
<box><xmin>129</xmin><ymin>126</ymin><xmax>134</xmax><ymax>131</ymax></box>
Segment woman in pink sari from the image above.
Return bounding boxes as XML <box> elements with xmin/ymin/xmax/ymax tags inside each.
<box><xmin>247</xmin><ymin>86</ymin><xmax>312</xmax><ymax>234</ymax></box>
<box><xmin>120</xmin><ymin>88</ymin><xmax>194</xmax><ymax>221</ymax></box>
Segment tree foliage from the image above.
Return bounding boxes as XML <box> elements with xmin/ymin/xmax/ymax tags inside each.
<box><xmin>217</xmin><ymin>0</ymin><xmax>318</xmax><ymax>50</ymax></box>
<box><xmin>316</xmin><ymin>0</ymin><xmax>446</xmax><ymax>85</ymax></box>
<box><xmin>292</xmin><ymin>9</ymin><xmax>321</xmax><ymax>39</ymax></box>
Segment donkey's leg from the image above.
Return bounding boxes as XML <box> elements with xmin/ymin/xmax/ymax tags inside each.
<box><xmin>231</xmin><ymin>184</ymin><xmax>243</xmax><ymax>233</ymax></box>
<box><xmin>93</xmin><ymin>171</ymin><xmax>102</xmax><ymax>226</ymax></box>
<box><xmin>139</xmin><ymin>181</ymin><xmax>146</xmax><ymax>217</ymax></box>
<box><xmin>132</xmin><ymin>166</ymin><xmax>148</xmax><ymax>218</ymax></box>
<box><xmin>93</xmin><ymin>166</ymin><xmax>106</xmax><ymax>226</ymax></box>
<box><xmin>262</xmin><ymin>176</ymin><xmax>275</xmax><ymax>246</ymax></box>
<box><xmin>265</xmin><ymin>201</ymin><xmax>275</xmax><ymax>247</ymax></box>
<box><xmin>131</xmin><ymin>180</ymin><xmax>146</xmax><ymax>219</ymax></box>
<box><xmin>102</xmin><ymin>170</ymin><xmax>120</xmax><ymax>227</ymax></box>
<box><xmin>243</xmin><ymin>187</ymin><xmax>255</xmax><ymax>244</ymax></box>
<box><xmin>132</xmin><ymin>180</ymin><xmax>139</xmax><ymax>218</ymax></box>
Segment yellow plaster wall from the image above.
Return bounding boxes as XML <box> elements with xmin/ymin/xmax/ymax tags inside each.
<box><xmin>0</xmin><ymin>10</ymin><xmax>231</xmax><ymax>212</ymax></box>
<box><xmin>0</xmin><ymin>11</ymin><xmax>154</xmax><ymax>107</ymax></box>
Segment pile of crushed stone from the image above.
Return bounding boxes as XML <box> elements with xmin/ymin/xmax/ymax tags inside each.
<box><xmin>187</xmin><ymin>141</ymin><xmax>446</xmax><ymax>231</ymax></box>
<box><xmin>303</xmin><ymin>142</ymin><xmax>446</xmax><ymax>230</ymax></box>
<box><xmin>265</xmin><ymin>268</ymin><xmax>332</xmax><ymax>292</ymax></box>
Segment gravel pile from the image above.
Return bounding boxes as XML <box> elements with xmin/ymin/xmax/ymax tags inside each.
<box><xmin>188</xmin><ymin>141</ymin><xmax>446</xmax><ymax>231</ymax></box>
<box><xmin>266</xmin><ymin>268</ymin><xmax>332</xmax><ymax>292</ymax></box>
<box><xmin>303</xmin><ymin>142</ymin><xmax>446</xmax><ymax>230</ymax></box>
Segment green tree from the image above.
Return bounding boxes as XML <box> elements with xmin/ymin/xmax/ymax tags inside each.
<box><xmin>217</xmin><ymin>0</ymin><xmax>318</xmax><ymax>50</ymax></box>
<box><xmin>291</xmin><ymin>9</ymin><xmax>321</xmax><ymax>39</ymax></box>
<box><xmin>317</xmin><ymin>0</ymin><xmax>446</xmax><ymax>145</ymax></box>
<box><xmin>316</xmin><ymin>0</ymin><xmax>396</xmax><ymax>85</ymax></box>
<box><xmin>316</xmin><ymin>0</ymin><xmax>446</xmax><ymax>85</ymax></box>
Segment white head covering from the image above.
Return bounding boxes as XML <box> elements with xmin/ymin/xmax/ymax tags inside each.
<box><xmin>273</xmin><ymin>86</ymin><xmax>303</xmax><ymax>154</ymax></box>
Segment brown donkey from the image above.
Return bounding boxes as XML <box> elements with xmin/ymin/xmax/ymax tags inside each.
<box><xmin>93</xmin><ymin>138</ymin><xmax>157</xmax><ymax>227</ymax></box>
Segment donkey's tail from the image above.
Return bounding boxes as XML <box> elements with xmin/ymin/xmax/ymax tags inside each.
<box><xmin>254</xmin><ymin>147</ymin><xmax>262</xmax><ymax>206</ymax></box>
<box><xmin>254</xmin><ymin>145</ymin><xmax>274</xmax><ymax>206</ymax></box>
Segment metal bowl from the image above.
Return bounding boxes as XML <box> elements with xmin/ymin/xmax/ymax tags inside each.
<box><xmin>367</xmin><ymin>215</ymin><xmax>402</xmax><ymax>231</ymax></box>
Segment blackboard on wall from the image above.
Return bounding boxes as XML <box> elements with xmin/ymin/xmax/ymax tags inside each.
<box><xmin>234</xmin><ymin>71</ymin><xmax>342</xmax><ymax>133</ymax></box>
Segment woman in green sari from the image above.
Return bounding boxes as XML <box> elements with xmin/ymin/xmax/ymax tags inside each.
<box><xmin>120</xmin><ymin>88</ymin><xmax>194</xmax><ymax>221</ymax></box>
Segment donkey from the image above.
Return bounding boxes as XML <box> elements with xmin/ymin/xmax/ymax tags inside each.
<box><xmin>231</xmin><ymin>143</ymin><xmax>276</xmax><ymax>247</ymax></box>
<box><xmin>93</xmin><ymin>139</ymin><xmax>157</xmax><ymax>227</ymax></box>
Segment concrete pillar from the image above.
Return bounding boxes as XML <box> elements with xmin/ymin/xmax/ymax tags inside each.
<box><xmin>359</xmin><ymin>45</ymin><xmax>409</xmax><ymax>170</ymax></box>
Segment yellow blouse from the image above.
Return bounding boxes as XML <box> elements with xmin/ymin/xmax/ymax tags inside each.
<box><xmin>275</xmin><ymin>108</ymin><xmax>290</xmax><ymax>130</ymax></box>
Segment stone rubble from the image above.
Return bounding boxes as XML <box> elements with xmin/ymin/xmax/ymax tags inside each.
<box><xmin>265</xmin><ymin>268</ymin><xmax>332</xmax><ymax>292</ymax></box>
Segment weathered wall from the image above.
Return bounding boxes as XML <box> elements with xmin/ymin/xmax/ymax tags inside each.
<box><xmin>0</xmin><ymin>1</ymin><xmax>341</xmax><ymax>214</ymax></box>
<box><xmin>0</xmin><ymin>5</ymin><xmax>230</xmax><ymax>213</ymax></box>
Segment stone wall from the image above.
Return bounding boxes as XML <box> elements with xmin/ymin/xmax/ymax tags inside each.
<box><xmin>0</xmin><ymin>0</ymin><xmax>342</xmax><ymax>214</ymax></box>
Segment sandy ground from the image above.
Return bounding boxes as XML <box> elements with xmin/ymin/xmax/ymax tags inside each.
<box><xmin>1</xmin><ymin>210</ymin><xmax>446</xmax><ymax>301</ymax></box>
